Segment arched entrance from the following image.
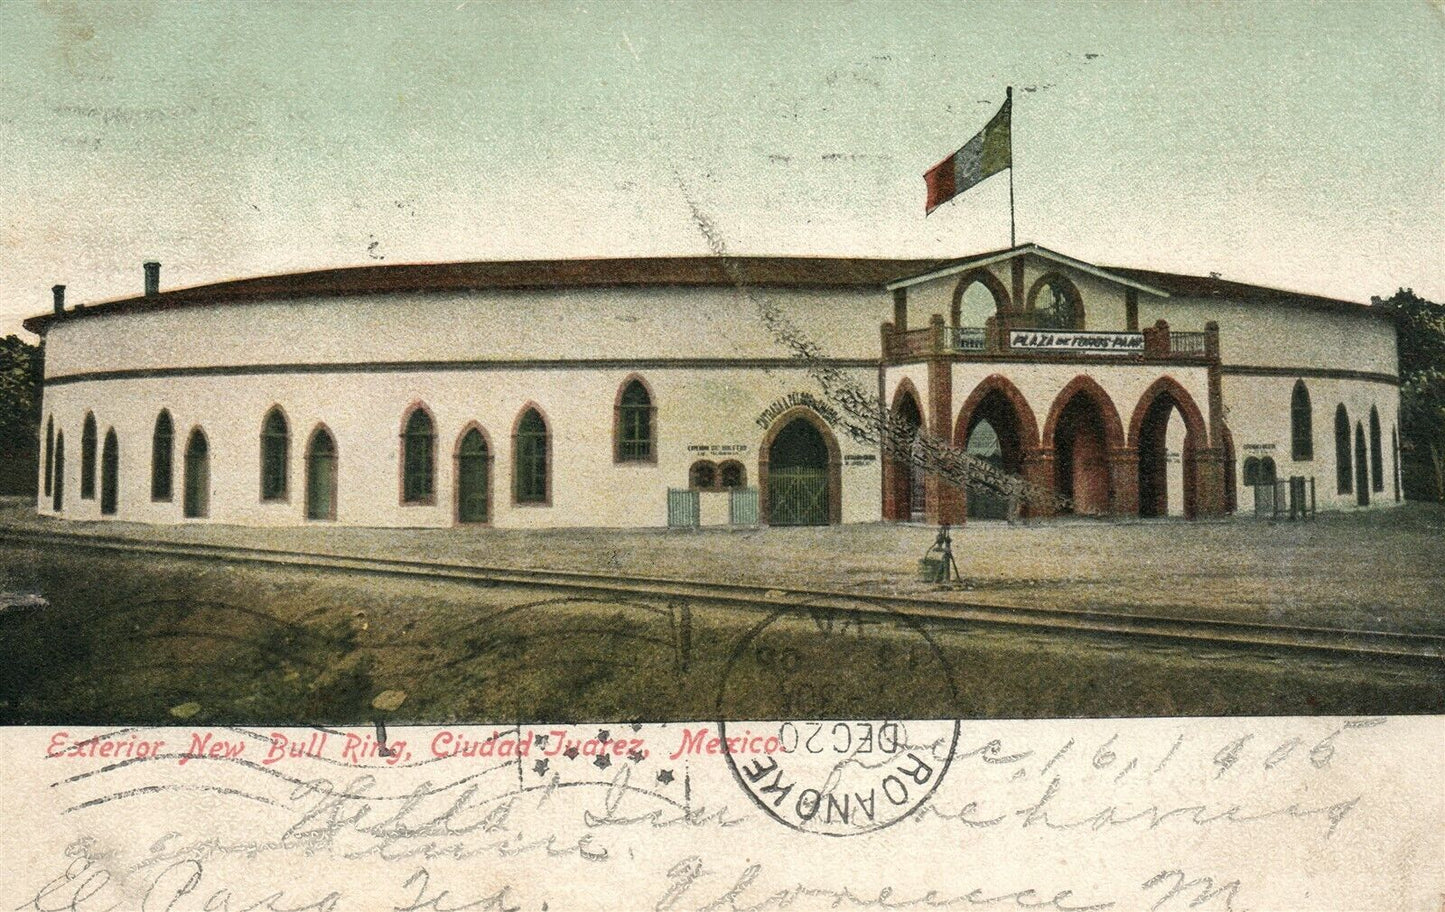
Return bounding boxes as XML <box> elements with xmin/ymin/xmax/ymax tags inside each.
<box><xmin>306</xmin><ymin>426</ymin><xmax>338</xmax><ymax>521</ymax></box>
<box><xmin>760</xmin><ymin>408</ymin><xmax>840</xmax><ymax>526</ymax></box>
<box><xmin>1354</xmin><ymin>422</ymin><xmax>1369</xmax><ymax>506</ymax></box>
<box><xmin>954</xmin><ymin>377</ymin><xmax>1038</xmax><ymax>520</ymax></box>
<box><xmin>100</xmin><ymin>429</ymin><xmax>119</xmax><ymax>516</ymax></box>
<box><xmin>1044</xmin><ymin>378</ymin><xmax>1123</xmax><ymax>516</ymax></box>
<box><xmin>1129</xmin><ymin>378</ymin><xmax>1208</xmax><ymax>519</ymax></box>
<box><xmin>885</xmin><ymin>383</ymin><xmax>924</xmax><ymax>522</ymax></box>
<box><xmin>963</xmin><ymin>420</ymin><xmax>1008</xmax><ymax>518</ymax></box>
<box><xmin>183</xmin><ymin>428</ymin><xmax>209</xmax><ymax>518</ymax></box>
<box><xmin>455</xmin><ymin>426</ymin><xmax>491</xmax><ymax>524</ymax></box>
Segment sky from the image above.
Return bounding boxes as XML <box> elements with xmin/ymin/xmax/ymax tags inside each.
<box><xmin>0</xmin><ymin>0</ymin><xmax>1441</xmax><ymax>337</ymax></box>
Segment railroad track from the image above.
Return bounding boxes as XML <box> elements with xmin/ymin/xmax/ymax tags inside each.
<box><xmin>2</xmin><ymin>526</ymin><xmax>1441</xmax><ymax>667</ymax></box>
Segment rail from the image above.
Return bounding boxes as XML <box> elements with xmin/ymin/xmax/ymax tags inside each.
<box><xmin>1170</xmin><ymin>331</ymin><xmax>1210</xmax><ymax>357</ymax></box>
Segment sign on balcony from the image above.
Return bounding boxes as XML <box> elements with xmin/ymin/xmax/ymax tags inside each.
<box><xmin>1010</xmin><ymin>330</ymin><xmax>1144</xmax><ymax>354</ymax></box>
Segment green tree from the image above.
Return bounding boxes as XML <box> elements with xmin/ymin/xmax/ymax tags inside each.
<box><xmin>1377</xmin><ymin>289</ymin><xmax>1445</xmax><ymax>502</ymax></box>
<box><xmin>0</xmin><ymin>335</ymin><xmax>43</xmax><ymax>496</ymax></box>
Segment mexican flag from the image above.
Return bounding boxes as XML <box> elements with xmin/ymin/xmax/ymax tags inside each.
<box><xmin>925</xmin><ymin>88</ymin><xmax>1012</xmax><ymax>215</ymax></box>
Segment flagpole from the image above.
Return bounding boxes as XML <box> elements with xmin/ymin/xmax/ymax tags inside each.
<box><xmin>1007</xmin><ymin>85</ymin><xmax>1016</xmax><ymax>247</ymax></box>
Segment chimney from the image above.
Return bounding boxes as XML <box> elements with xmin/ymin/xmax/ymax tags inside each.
<box><xmin>144</xmin><ymin>261</ymin><xmax>161</xmax><ymax>298</ymax></box>
<box><xmin>52</xmin><ymin>285</ymin><xmax>65</xmax><ymax>315</ymax></box>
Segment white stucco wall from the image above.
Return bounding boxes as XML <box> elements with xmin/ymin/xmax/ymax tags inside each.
<box><xmin>37</xmin><ymin>365</ymin><xmax>884</xmax><ymax>528</ymax></box>
<box><xmin>1144</xmin><ymin>296</ymin><xmax>1398</xmax><ymax>375</ymax></box>
<box><xmin>1222</xmin><ymin>373</ymin><xmax>1401</xmax><ymax>511</ymax></box>
<box><xmin>43</xmin><ymin>285</ymin><xmax>895</xmax><ymax>378</ymax></box>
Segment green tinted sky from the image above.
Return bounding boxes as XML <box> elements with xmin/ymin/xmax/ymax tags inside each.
<box><xmin>1</xmin><ymin>0</ymin><xmax>1440</xmax><ymax>336</ymax></box>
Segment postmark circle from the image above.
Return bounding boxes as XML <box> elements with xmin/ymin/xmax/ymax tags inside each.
<box><xmin>716</xmin><ymin>606</ymin><xmax>962</xmax><ymax>836</ymax></box>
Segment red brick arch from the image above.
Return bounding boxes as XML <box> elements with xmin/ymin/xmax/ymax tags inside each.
<box><xmin>890</xmin><ymin>377</ymin><xmax>925</xmax><ymax>430</ymax></box>
<box><xmin>1129</xmin><ymin>376</ymin><xmax>1209</xmax><ymax>519</ymax></box>
<box><xmin>1042</xmin><ymin>375</ymin><xmax>1126</xmax><ymax>451</ymax></box>
<box><xmin>951</xmin><ymin>268</ymin><xmax>1011</xmax><ymax>326</ymax></box>
<box><xmin>1127</xmin><ymin>376</ymin><xmax>1209</xmax><ymax>450</ymax></box>
<box><xmin>884</xmin><ymin>378</ymin><xmax>926</xmax><ymax>521</ymax></box>
<box><xmin>953</xmin><ymin>374</ymin><xmax>1040</xmax><ymax>451</ymax></box>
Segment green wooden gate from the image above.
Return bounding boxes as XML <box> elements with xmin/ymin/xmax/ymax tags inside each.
<box><xmin>767</xmin><ymin>466</ymin><xmax>829</xmax><ymax>526</ymax></box>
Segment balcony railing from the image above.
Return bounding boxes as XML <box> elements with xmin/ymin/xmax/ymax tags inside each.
<box><xmin>951</xmin><ymin>327</ymin><xmax>987</xmax><ymax>352</ymax></box>
<box><xmin>1169</xmin><ymin>331</ymin><xmax>1209</xmax><ymax>357</ymax></box>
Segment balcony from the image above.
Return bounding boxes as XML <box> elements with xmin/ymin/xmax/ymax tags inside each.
<box><xmin>882</xmin><ymin>316</ymin><xmax>1218</xmax><ymax>364</ymax></box>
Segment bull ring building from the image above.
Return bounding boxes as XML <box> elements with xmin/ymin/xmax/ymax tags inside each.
<box><xmin>24</xmin><ymin>244</ymin><xmax>1403</xmax><ymax>529</ymax></box>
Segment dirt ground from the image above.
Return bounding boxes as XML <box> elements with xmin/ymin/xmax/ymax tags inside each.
<box><xmin>2</xmin><ymin>500</ymin><xmax>1442</xmax><ymax>634</ymax></box>
<box><xmin>0</xmin><ymin>541</ymin><xmax>1439</xmax><ymax>725</ymax></box>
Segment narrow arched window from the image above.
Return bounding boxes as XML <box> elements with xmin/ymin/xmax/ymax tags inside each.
<box><xmin>52</xmin><ymin>432</ymin><xmax>65</xmax><ymax>511</ymax></box>
<box><xmin>1290</xmin><ymin>380</ymin><xmax>1313</xmax><ymax>461</ymax></box>
<box><xmin>152</xmin><ymin>410</ymin><xmax>174</xmax><ymax>501</ymax></box>
<box><xmin>261</xmin><ymin>407</ymin><xmax>290</xmax><ymax>501</ymax></box>
<box><xmin>80</xmin><ymin>413</ymin><xmax>97</xmax><ymax>500</ymax></box>
<box><xmin>1392</xmin><ymin>426</ymin><xmax>1401</xmax><ymax>502</ymax></box>
<box><xmin>1334</xmin><ymin>405</ymin><xmax>1351</xmax><ymax>494</ymax></box>
<box><xmin>1369</xmin><ymin>407</ymin><xmax>1383</xmax><ymax>493</ymax></box>
<box><xmin>615</xmin><ymin>378</ymin><xmax>655</xmax><ymax>462</ymax></box>
<box><xmin>306</xmin><ymin>427</ymin><xmax>338</xmax><ymax>521</ymax></box>
<box><xmin>514</xmin><ymin>408</ymin><xmax>549</xmax><ymax>504</ymax></box>
<box><xmin>100</xmin><ymin>429</ymin><xmax>119</xmax><ymax>516</ymax></box>
<box><xmin>690</xmin><ymin>460</ymin><xmax>718</xmax><ymax>490</ymax></box>
<box><xmin>401</xmin><ymin>407</ymin><xmax>435</xmax><ymax>504</ymax></box>
<box><xmin>456</xmin><ymin>428</ymin><xmax>490</xmax><ymax>523</ymax></box>
<box><xmin>184</xmin><ymin>428</ymin><xmax>210</xmax><ymax>518</ymax></box>
<box><xmin>43</xmin><ymin>416</ymin><xmax>54</xmax><ymax>497</ymax></box>
<box><xmin>719</xmin><ymin>460</ymin><xmax>747</xmax><ymax>489</ymax></box>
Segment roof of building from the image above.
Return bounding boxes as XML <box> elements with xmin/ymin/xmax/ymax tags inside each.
<box><xmin>22</xmin><ymin>252</ymin><xmax>1392</xmax><ymax>334</ymax></box>
<box><xmin>1102</xmin><ymin>266</ymin><xmax>1389</xmax><ymax>317</ymax></box>
<box><xmin>21</xmin><ymin>256</ymin><xmax>950</xmax><ymax>334</ymax></box>
<box><xmin>884</xmin><ymin>243</ymin><xmax>1175</xmax><ymax>297</ymax></box>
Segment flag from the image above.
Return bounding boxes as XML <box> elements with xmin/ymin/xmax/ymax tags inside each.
<box><xmin>924</xmin><ymin>88</ymin><xmax>1012</xmax><ymax>215</ymax></box>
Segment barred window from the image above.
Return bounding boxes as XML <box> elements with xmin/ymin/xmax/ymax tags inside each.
<box><xmin>261</xmin><ymin>407</ymin><xmax>290</xmax><ymax>501</ymax></box>
<box><xmin>402</xmin><ymin>407</ymin><xmax>436</xmax><ymax>504</ymax></box>
<box><xmin>615</xmin><ymin>378</ymin><xmax>655</xmax><ymax>462</ymax></box>
<box><xmin>719</xmin><ymin>460</ymin><xmax>746</xmax><ymax>489</ymax></box>
<box><xmin>1290</xmin><ymin>380</ymin><xmax>1313</xmax><ymax>461</ymax></box>
<box><xmin>690</xmin><ymin>460</ymin><xmax>718</xmax><ymax>490</ymax></box>
<box><xmin>514</xmin><ymin>408</ymin><xmax>549</xmax><ymax>504</ymax></box>
<box><xmin>152</xmin><ymin>410</ymin><xmax>174</xmax><ymax>501</ymax></box>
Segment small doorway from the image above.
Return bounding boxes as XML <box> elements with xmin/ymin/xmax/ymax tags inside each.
<box><xmin>766</xmin><ymin>416</ymin><xmax>834</xmax><ymax>526</ymax></box>
<box><xmin>306</xmin><ymin>427</ymin><xmax>338</xmax><ymax>521</ymax></box>
<box><xmin>456</xmin><ymin>427</ymin><xmax>490</xmax><ymax>524</ymax></box>
<box><xmin>100</xmin><ymin>430</ymin><xmax>119</xmax><ymax>516</ymax></box>
<box><xmin>183</xmin><ymin>429</ymin><xmax>209</xmax><ymax>518</ymax></box>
